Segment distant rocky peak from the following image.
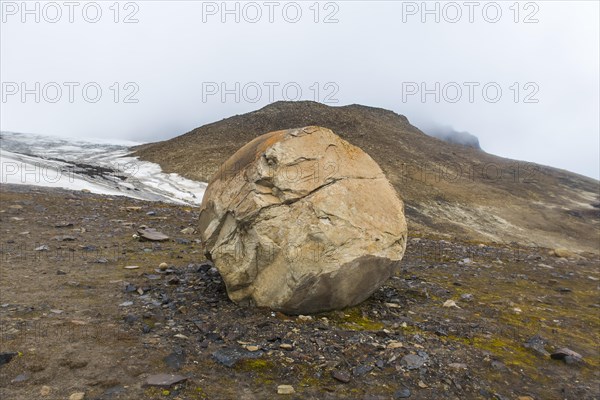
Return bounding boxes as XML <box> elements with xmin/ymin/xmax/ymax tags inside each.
<box><xmin>424</xmin><ymin>126</ymin><xmax>482</xmax><ymax>150</ymax></box>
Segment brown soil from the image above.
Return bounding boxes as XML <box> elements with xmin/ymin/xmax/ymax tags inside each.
<box><xmin>1</xmin><ymin>184</ymin><xmax>598</xmax><ymax>399</ymax></box>
<box><xmin>134</xmin><ymin>101</ymin><xmax>600</xmax><ymax>254</ymax></box>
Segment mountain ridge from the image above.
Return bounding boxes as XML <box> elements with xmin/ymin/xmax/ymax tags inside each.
<box><xmin>135</xmin><ymin>101</ymin><xmax>599</xmax><ymax>254</ymax></box>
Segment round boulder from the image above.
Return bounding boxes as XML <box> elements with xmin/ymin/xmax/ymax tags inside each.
<box><xmin>198</xmin><ymin>126</ymin><xmax>407</xmax><ymax>314</ymax></box>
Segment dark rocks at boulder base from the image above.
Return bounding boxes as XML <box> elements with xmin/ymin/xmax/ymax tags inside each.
<box><xmin>195</xmin><ymin>261</ymin><xmax>213</xmax><ymax>274</ymax></box>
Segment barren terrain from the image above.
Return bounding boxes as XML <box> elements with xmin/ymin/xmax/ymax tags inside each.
<box><xmin>1</xmin><ymin>184</ymin><xmax>598</xmax><ymax>399</ymax></box>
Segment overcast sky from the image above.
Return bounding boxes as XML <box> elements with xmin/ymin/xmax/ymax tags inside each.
<box><xmin>1</xmin><ymin>1</ymin><xmax>598</xmax><ymax>179</ymax></box>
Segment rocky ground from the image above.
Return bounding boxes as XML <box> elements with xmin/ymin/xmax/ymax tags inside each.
<box><xmin>1</xmin><ymin>184</ymin><xmax>598</xmax><ymax>400</ymax></box>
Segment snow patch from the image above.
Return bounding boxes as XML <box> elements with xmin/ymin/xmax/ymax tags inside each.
<box><xmin>1</xmin><ymin>131</ymin><xmax>206</xmax><ymax>205</ymax></box>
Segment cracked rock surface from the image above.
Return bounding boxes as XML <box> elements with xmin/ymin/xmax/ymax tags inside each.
<box><xmin>198</xmin><ymin>126</ymin><xmax>407</xmax><ymax>313</ymax></box>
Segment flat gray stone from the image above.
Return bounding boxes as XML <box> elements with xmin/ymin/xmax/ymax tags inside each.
<box><xmin>551</xmin><ymin>348</ymin><xmax>583</xmax><ymax>363</ymax></box>
<box><xmin>137</xmin><ymin>228</ymin><xmax>169</xmax><ymax>242</ymax></box>
<box><xmin>400</xmin><ymin>354</ymin><xmax>426</xmax><ymax>370</ymax></box>
<box><xmin>145</xmin><ymin>373</ymin><xmax>187</xmax><ymax>388</ymax></box>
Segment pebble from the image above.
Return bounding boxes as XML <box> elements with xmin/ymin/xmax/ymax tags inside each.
<box><xmin>279</xmin><ymin>343</ymin><xmax>293</xmax><ymax>351</ymax></box>
<box><xmin>40</xmin><ymin>386</ymin><xmax>51</xmax><ymax>396</ymax></box>
<box><xmin>145</xmin><ymin>373</ymin><xmax>187</xmax><ymax>388</ymax></box>
<box><xmin>460</xmin><ymin>293</ymin><xmax>474</xmax><ymax>302</ymax></box>
<box><xmin>491</xmin><ymin>360</ymin><xmax>507</xmax><ymax>371</ymax></box>
<box><xmin>0</xmin><ymin>352</ymin><xmax>18</xmax><ymax>366</ymax></box>
<box><xmin>119</xmin><ymin>301</ymin><xmax>133</xmax><ymax>307</ymax></box>
<box><xmin>297</xmin><ymin>315</ymin><xmax>313</xmax><ymax>321</ymax></box>
<box><xmin>124</xmin><ymin>266</ymin><xmax>140</xmax><ymax>270</ymax></box>
<box><xmin>69</xmin><ymin>393</ymin><xmax>85</xmax><ymax>400</ymax></box>
<box><xmin>137</xmin><ymin>228</ymin><xmax>170</xmax><ymax>242</ymax></box>
<box><xmin>164</xmin><ymin>351</ymin><xmax>186</xmax><ymax>370</ymax></box>
<box><xmin>400</xmin><ymin>354</ymin><xmax>426</xmax><ymax>370</ymax></box>
<box><xmin>180</xmin><ymin>227</ymin><xmax>195</xmax><ymax>234</ymax></box>
<box><xmin>394</xmin><ymin>388</ymin><xmax>411</xmax><ymax>398</ymax></box>
<box><xmin>552</xmin><ymin>248</ymin><xmax>575</xmax><ymax>258</ymax></box>
<box><xmin>35</xmin><ymin>245</ymin><xmax>49</xmax><ymax>251</ymax></box>
<box><xmin>174</xmin><ymin>334</ymin><xmax>188</xmax><ymax>340</ymax></box>
<box><xmin>331</xmin><ymin>370</ymin><xmax>351</xmax><ymax>383</ymax></box>
<box><xmin>213</xmin><ymin>348</ymin><xmax>262</xmax><ymax>368</ymax></box>
<box><xmin>245</xmin><ymin>345</ymin><xmax>260</xmax><ymax>352</ymax></box>
<box><xmin>352</xmin><ymin>364</ymin><xmax>373</xmax><ymax>377</ymax></box>
<box><xmin>524</xmin><ymin>335</ymin><xmax>549</xmax><ymax>356</ymax></box>
<box><xmin>550</xmin><ymin>348</ymin><xmax>583</xmax><ymax>364</ymax></box>
<box><xmin>52</xmin><ymin>235</ymin><xmax>76</xmax><ymax>241</ymax></box>
<box><xmin>277</xmin><ymin>385</ymin><xmax>295</xmax><ymax>395</ymax></box>
<box><xmin>442</xmin><ymin>300</ymin><xmax>460</xmax><ymax>308</ymax></box>
<box><xmin>159</xmin><ymin>262</ymin><xmax>168</xmax><ymax>270</ymax></box>
<box><xmin>448</xmin><ymin>362</ymin><xmax>468</xmax><ymax>370</ymax></box>
<box><xmin>124</xmin><ymin>284</ymin><xmax>137</xmax><ymax>293</ymax></box>
<box><xmin>387</xmin><ymin>341</ymin><xmax>403</xmax><ymax>349</ymax></box>
<box><xmin>11</xmin><ymin>373</ymin><xmax>29</xmax><ymax>383</ymax></box>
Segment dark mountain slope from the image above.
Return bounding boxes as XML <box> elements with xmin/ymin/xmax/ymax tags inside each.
<box><xmin>135</xmin><ymin>101</ymin><xmax>599</xmax><ymax>253</ymax></box>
